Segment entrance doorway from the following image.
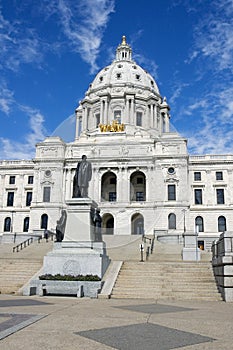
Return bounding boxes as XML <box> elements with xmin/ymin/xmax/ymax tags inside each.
<box><xmin>102</xmin><ymin>213</ymin><xmax>114</xmax><ymax>235</ymax></box>
<box><xmin>131</xmin><ymin>213</ymin><xmax>144</xmax><ymax>235</ymax></box>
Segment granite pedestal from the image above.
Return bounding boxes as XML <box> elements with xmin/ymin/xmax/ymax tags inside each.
<box><xmin>25</xmin><ymin>198</ymin><xmax>110</xmax><ymax>297</ymax></box>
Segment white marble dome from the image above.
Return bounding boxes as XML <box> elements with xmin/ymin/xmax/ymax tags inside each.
<box><xmin>87</xmin><ymin>36</ymin><xmax>160</xmax><ymax>96</ymax></box>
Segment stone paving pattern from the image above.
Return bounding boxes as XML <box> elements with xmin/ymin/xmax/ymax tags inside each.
<box><xmin>0</xmin><ymin>295</ymin><xmax>232</xmax><ymax>349</ymax></box>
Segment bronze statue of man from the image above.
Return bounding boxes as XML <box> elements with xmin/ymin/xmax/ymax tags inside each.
<box><xmin>73</xmin><ymin>155</ymin><xmax>92</xmax><ymax>198</ymax></box>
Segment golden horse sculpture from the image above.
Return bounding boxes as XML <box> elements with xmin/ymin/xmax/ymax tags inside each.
<box><xmin>99</xmin><ymin>119</ymin><xmax>125</xmax><ymax>132</ymax></box>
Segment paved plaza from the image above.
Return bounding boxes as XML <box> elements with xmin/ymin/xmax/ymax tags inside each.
<box><xmin>0</xmin><ymin>295</ymin><xmax>232</xmax><ymax>349</ymax></box>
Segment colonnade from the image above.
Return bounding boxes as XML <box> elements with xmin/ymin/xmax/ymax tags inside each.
<box><xmin>75</xmin><ymin>97</ymin><xmax>170</xmax><ymax>136</ymax></box>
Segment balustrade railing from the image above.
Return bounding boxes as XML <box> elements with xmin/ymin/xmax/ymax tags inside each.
<box><xmin>13</xmin><ymin>238</ymin><xmax>33</xmax><ymax>252</ymax></box>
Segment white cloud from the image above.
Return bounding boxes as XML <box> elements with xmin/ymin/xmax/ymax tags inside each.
<box><xmin>0</xmin><ymin>104</ymin><xmax>47</xmax><ymax>160</ymax></box>
<box><xmin>182</xmin><ymin>85</ymin><xmax>233</xmax><ymax>154</ymax></box>
<box><xmin>0</xmin><ymin>8</ymin><xmax>43</xmax><ymax>72</ymax></box>
<box><xmin>56</xmin><ymin>0</ymin><xmax>115</xmax><ymax>73</ymax></box>
<box><xmin>0</xmin><ymin>82</ymin><xmax>14</xmax><ymax>114</ymax></box>
<box><xmin>189</xmin><ymin>0</ymin><xmax>233</xmax><ymax>72</ymax></box>
<box><xmin>169</xmin><ymin>82</ymin><xmax>189</xmax><ymax>105</ymax></box>
<box><xmin>134</xmin><ymin>53</ymin><xmax>158</xmax><ymax>80</ymax></box>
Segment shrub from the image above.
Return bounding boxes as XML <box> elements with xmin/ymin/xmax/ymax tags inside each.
<box><xmin>39</xmin><ymin>274</ymin><xmax>101</xmax><ymax>281</ymax></box>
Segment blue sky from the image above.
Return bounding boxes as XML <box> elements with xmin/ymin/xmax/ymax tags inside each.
<box><xmin>1</xmin><ymin>0</ymin><xmax>233</xmax><ymax>159</ymax></box>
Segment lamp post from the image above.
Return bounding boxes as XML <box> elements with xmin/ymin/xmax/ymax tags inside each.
<box><xmin>195</xmin><ymin>225</ymin><xmax>199</xmax><ymax>262</ymax></box>
<box><xmin>182</xmin><ymin>209</ymin><xmax>186</xmax><ymax>246</ymax></box>
<box><xmin>11</xmin><ymin>211</ymin><xmax>16</xmax><ymax>243</ymax></box>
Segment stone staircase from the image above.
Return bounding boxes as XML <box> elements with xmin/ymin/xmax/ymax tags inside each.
<box><xmin>111</xmin><ymin>261</ymin><xmax>222</xmax><ymax>301</ymax></box>
<box><xmin>0</xmin><ymin>239</ymin><xmax>53</xmax><ymax>294</ymax></box>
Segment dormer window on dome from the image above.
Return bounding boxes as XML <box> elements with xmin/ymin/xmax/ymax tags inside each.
<box><xmin>116</xmin><ymin>35</ymin><xmax>132</xmax><ymax>61</ymax></box>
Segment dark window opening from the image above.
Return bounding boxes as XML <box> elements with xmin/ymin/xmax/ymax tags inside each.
<box><xmin>168</xmin><ymin>213</ymin><xmax>176</xmax><ymax>229</ymax></box>
<box><xmin>168</xmin><ymin>185</ymin><xmax>176</xmax><ymax>201</ymax></box>
<box><xmin>136</xmin><ymin>112</ymin><xmax>142</xmax><ymax>126</ymax></box>
<box><xmin>195</xmin><ymin>216</ymin><xmax>204</xmax><ymax>232</ymax></box>
<box><xmin>218</xmin><ymin>216</ymin><xmax>226</xmax><ymax>232</ymax></box>
<box><xmin>41</xmin><ymin>214</ymin><xmax>48</xmax><ymax>230</ymax></box>
<box><xmin>9</xmin><ymin>176</ymin><xmax>15</xmax><ymax>184</ymax></box>
<box><xmin>109</xmin><ymin>177</ymin><xmax>116</xmax><ymax>185</ymax></box>
<box><xmin>109</xmin><ymin>192</ymin><xmax>116</xmax><ymax>202</ymax></box>
<box><xmin>23</xmin><ymin>217</ymin><xmax>30</xmax><ymax>232</ymax></box>
<box><xmin>194</xmin><ymin>189</ymin><xmax>202</xmax><ymax>204</ymax></box>
<box><xmin>216</xmin><ymin>171</ymin><xmax>223</xmax><ymax>180</ymax></box>
<box><xmin>136</xmin><ymin>192</ymin><xmax>144</xmax><ymax>201</ymax></box>
<box><xmin>7</xmin><ymin>192</ymin><xmax>14</xmax><ymax>206</ymax></box>
<box><xmin>137</xmin><ymin>177</ymin><xmax>143</xmax><ymax>184</ymax></box>
<box><xmin>4</xmin><ymin>217</ymin><xmax>11</xmax><ymax>232</ymax></box>
<box><xmin>26</xmin><ymin>192</ymin><xmax>32</xmax><ymax>206</ymax></box>
<box><xmin>43</xmin><ymin>187</ymin><xmax>51</xmax><ymax>203</ymax></box>
<box><xmin>216</xmin><ymin>189</ymin><xmax>224</xmax><ymax>204</ymax></box>
<box><xmin>28</xmin><ymin>176</ymin><xmax>34</xmax><ymax>184</ymax></box>
<box><xmin>194</xmin><ymin>172</ymin><xmax>201</xmax><ymax>181</ymax></box>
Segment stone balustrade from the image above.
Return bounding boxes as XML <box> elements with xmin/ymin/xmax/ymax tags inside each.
<box><xmin>212</xmin><ymin>231</ymin><xmax>233</xmax><ymax>302</ymax></box>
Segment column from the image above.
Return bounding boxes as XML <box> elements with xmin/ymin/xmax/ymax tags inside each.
<box><xmin>165</xmin><ymin>113</ymin><xmax>170</xmax><ymax>132</ymax></box>
<box><xmin>120</xmin><ymin>167</ymin><xmax>129</xmax><ymax>203</ymax></box>
<box><xmin>103</xmin><ymin>99</ymin><xmax>108</xmax><ymax>124</ymax></box>
<box><xmin>17</xmin><ymin>174</ymin><xmax>24</xmax><ymax>208</ymax></box>
<box><xmin>98</xmin><ymin>170</ymin><xmax>102</xmax><ymax>202</ymax></box>
<box><xmin>126</xmin><ymin>98</ymin><xmax>130</xmax><ymax>124</ymax></box>
<box><xmin>130</xmin><ymin>98</ymin><xmax>135</xmax><ymax>124</ymax></box>
<box><xmin>0</xmin><ymin>175</ymin><xmax>5</xmax><ymax>207</ymax></box>
<box><xmin>154</xmin><ymin>105</ymin><xmax>158</xmax><ymax>129</ymax></box>
<box><xmin>100</xmin><ymin>100</ymin><xmax>104</xmax><ymax>124</ymax></box>
<box><xmin>150</xmin><ymin>105</ymin><xmax>154</xmax><ymax>128</ymax></box>
<box><xmin>84</xmin><ymin>107</ymin><xmax>88</xmax><ymax>130</ymax></box>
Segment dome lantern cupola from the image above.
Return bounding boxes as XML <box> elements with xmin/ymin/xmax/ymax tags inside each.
<box><xmin>116</xmin><ymin>35</ymin><xmax>132</xmax><ymax>61</ymax></box>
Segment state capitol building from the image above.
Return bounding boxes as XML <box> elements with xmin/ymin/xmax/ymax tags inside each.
<box><xmin>0</xmin><ymin>36</ymin><xmax>232</xmax><ymax>251</ymax></box>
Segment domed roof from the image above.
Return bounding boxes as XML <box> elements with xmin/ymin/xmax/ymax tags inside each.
<box><xmin>87</xmin><ymin>36</ymin><xmax>160</xmax><ymax>97</ymax></box>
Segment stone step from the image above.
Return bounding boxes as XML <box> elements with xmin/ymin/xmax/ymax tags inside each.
<box><xmin>111</xmin><ymin>260</ymin><xmax>221</xmax><ymax>301</ymax></box>
<box><xmin>111</xmin><ymin>294</ymin><xmax>222</xmax><ymax>301</ymax></box>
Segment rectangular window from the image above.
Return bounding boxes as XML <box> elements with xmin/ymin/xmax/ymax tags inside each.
<box><xmin>96</xmin><ymin>114</ymin><xmax>100</xmax><ymax>128</ymax></box>
<box><xmin>9</xmin><ymin>176</ymin><xmax>15</xmax><ymax>184</ymax></box>
<box><xmin>216</xmin><ymin>189</ymin><xmax>224</xmax><ymax>204</ymax></box>
<box><xmin>43</xmin><ymin>187</ymin><xmax>51</xmax><ymax>202</ymax></box>
<box><xmin>26</xmin><ymin>192</ymin><xmax>32</xmax><ymax>206</ymax></box>
<box><xmin>137</xmin><ymin>177</ymin><xmax>143</xmax><ymax>184</ymax></box>
<box><xmin>109</xmin><ymin>192</ymin><xmax>116</xmax><ymax>202</ymax></box>
<box><xmin>28</xmin><ymin>176</ymin><xmax>34</xmax><ymax>184</ymax></box>
<box><xmin>168</xmin><ymin>185</ymin><xmax>176</xmax><ymax>201</ymax></box>
<box><xmin>114</xmin><ymin>110</ymin><xmax>121</xmax><ymax>123</ymax></box>
<box><xmin>136</xmin><ymin>192</ymin><xmax>144</xmax><ymax>201</ymax></box>
<box><xmin>194</xmin><ymin>189</ymin><xmax>202</xmax><ymax>204</ymax></box>
<box><xmin>7</xmin><ymin>192</ymin><xmax>14</xmax><ymax>206</ymax></box>
<box><xmin>109</xmin><ymin>177</ymin><xmax>116</xmax><ymax>185</ymax></box>
<box><xmin>216</xmin><ymin>171</ymin><xmax>223</xmax><ymax>180</ymax></box>
<box><xmin>194</xmin><ymin>172</ymin><xmax>201</xmax><ymax>181</ymax></box>
<box><xmin>136</xmin><ymin>112</ymin><xmax>142</xmax><ymax>126</ymax></box>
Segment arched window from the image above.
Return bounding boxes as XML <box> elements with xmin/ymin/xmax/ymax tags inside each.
<box><xmin>130</xmin><ymin>171</ymin><xmax>146</xmax><ymax>202</ymax></box>
<box><xmin>101</xmin><ymin>172</ymin><xmax>117</xmax><ymax>202</ymax></box>
<box><xmin>218</xmin><ymin>216</ymin><xmax>226</xmax><ymax>232</ymax></box>
<box><xmin>168</xmin><ymin>213</ymin><xmax>176</xmax><ymax>229</ymax></box>
<box><xmin>131</xmin><ymin>213</ymin><xmax>144</xmax><ymax>235</ymax></box>
<box><xmin>23</xmin><ymin>217</ymin><xmax>30</xmax><ymax>232</ymax></box>
<box><xmin>195</xmin><ymin>216</ymin><xmax>204</xmax><ymax>232</ymax></box>
<box><xmin>102</xmin><ymin>213</ymin><xmax>114</xmax><ymax>235</ymax></box>
<box><xmin>41</xmin><ymin>214</ymin><xmax>48</xmax><ymax>229</ymax></box>
<box><xmin>4</xmin><ymin>217</ymin><xmax>11</xmax><ymax>232</ymax></box>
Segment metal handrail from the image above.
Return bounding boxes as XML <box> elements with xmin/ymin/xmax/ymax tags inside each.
<box><xmin>13</xmin><ymin>237</ymin><xmax>33</xmax><ymax>253</ymax></box>
<box><xmin>140</xmin><ymin>235</ymin><xmax>156</xmax><ymax>261</ymax></box>
<box><xmin>142</xmin><ymin>235</ymin><xmax>152</xmax><ymax>244</ymax></box>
